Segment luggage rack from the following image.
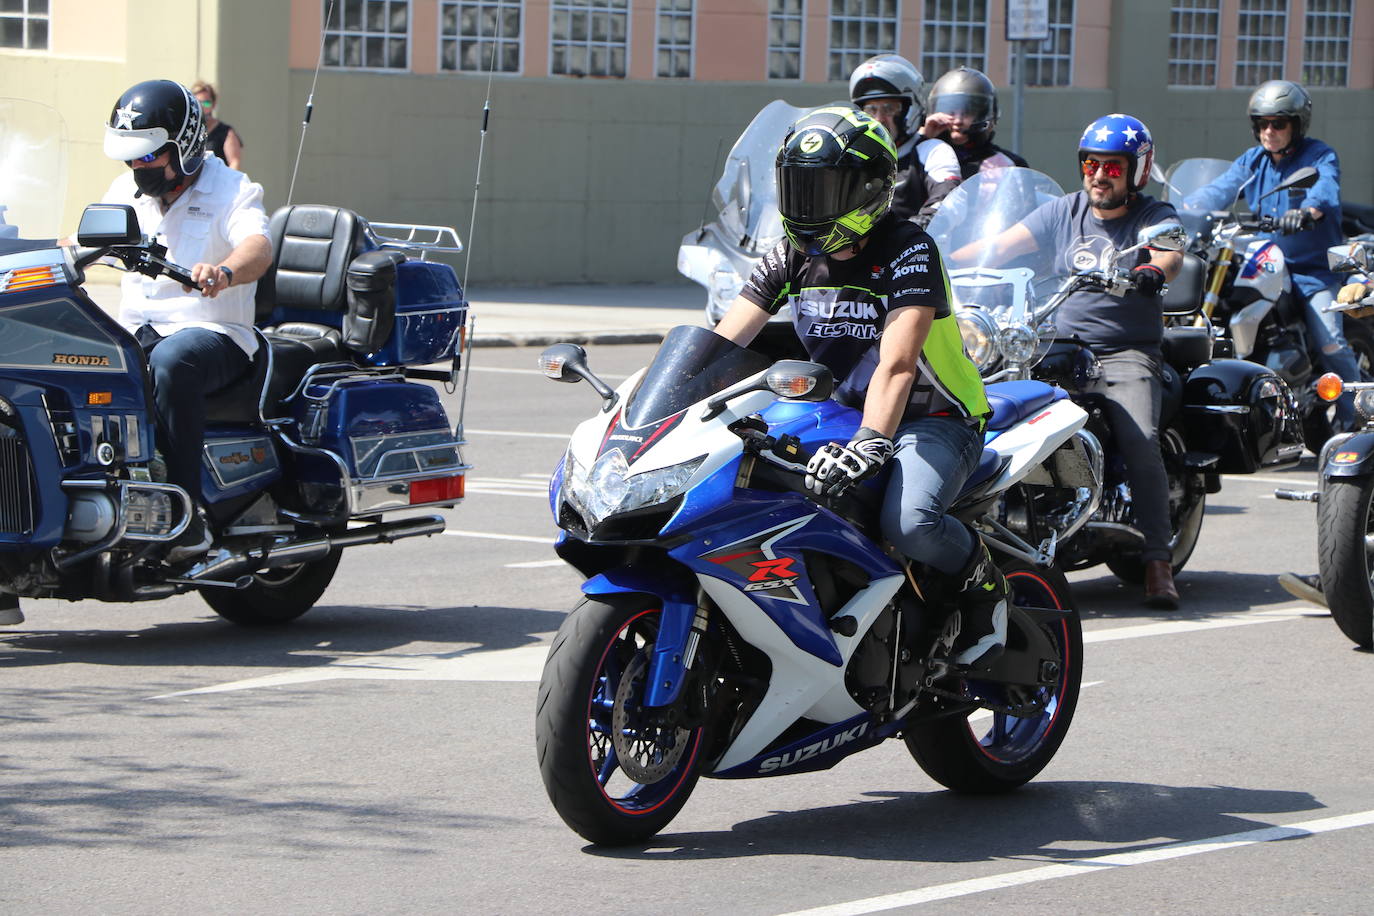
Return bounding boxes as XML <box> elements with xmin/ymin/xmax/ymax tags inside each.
<box><xmin>368</xmin><ymin>221</ymin><xmax>464</xmax><ymax>260</ymax></box>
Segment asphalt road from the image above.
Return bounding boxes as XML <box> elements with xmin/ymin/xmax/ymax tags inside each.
<box><xmin>3</xmin><ymin>343</ymin><xmax>1371</xmax><ymax>915</ymax></box>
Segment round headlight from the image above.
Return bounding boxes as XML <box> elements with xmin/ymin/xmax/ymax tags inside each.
<box><xmin>997</xmin><ymin>323</ymin><xmax>1038</xmax><ymax>364</ymax></box>
<box><xmin>1355</xmin><ymin>388</ymin><xmax>1374</xmax><ymax>420</ymax></box>
<box><xmin>956</xmin><ymin>308</ymin><xmax>998</xmax><ymax>373</ymax></box>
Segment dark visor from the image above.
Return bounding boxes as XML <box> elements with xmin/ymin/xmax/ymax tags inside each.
<box><xmin>931</xmin><ymin>92</ymin><xmax>992</xmax><ymax>121</ymax></box>
<box><xmin>777</xmin><ymin>164</ymin><xmax>869</xmax><ymax>222</ymax></box>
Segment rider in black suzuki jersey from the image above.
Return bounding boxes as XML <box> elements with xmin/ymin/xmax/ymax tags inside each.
<box><xmin>715</xmin><ymin>105</ymin><xmax>1005</xmax><ymax>669</ymax></box>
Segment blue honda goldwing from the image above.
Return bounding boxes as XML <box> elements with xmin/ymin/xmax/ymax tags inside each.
<box><xmin>0</xmin><ymin>105</ymin><xmax>469</xmax><ymax>626</ymax></box>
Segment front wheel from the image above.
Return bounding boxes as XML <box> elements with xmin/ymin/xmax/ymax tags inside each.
<box><xmin>200</xmin><ymin>549</ymin><xmax>342</xmax><ymax>626</ymax></box>
<box><xmin>536</xmin><ymin>596</ymin><xmax>709</xmax><ymax>845</ymax></box>
<box><xmin>905</xmin><ymin>560</ymin><xmax>1083</xmax><ymax>792</ymax></box>
<box><xmin>1317</xmin><ymin>476</ymin><xmax>1374</xmax><ymax>648</ymax></box>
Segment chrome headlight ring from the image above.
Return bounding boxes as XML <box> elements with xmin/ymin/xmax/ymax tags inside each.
<box><xmin>956</xmin><ymin>307</ymin><xmax>999</xmax><ymax>374</ymax></box>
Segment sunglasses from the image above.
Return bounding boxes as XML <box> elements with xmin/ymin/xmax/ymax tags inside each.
<box><xmin>199</xmin><ymin>99</ymin><xmax>213</xmax><ymax>109</ymax></box>
<box><xmin>1253</xmin><ymin>116</ymin><xmax>1290</xmax><ymax>130</ymax></box>
<box><xmin>861</xmin><ymin>99</ymin><xmax>903</xmax><ymax>117</ymax></box>
<box><xmin>1081</xmin><ymin>157</ymin><xmax>1125</xmax><ymax>179</ymax></box>
<box><xmin>130</xmin><ymin>151</ymin><xmax>161</xmax><ymax>164</ymax></box>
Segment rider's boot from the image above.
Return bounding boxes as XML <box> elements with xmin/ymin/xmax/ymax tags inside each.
<box><xmin>950</xmin><ymin>540</ymin><xmax>1009</xmax><ymax>670</ymax></box>
<box><xmin>0</xmin><ymin>593</ymin><xmax>24</xmax><ymax>626</ymax></box>
<box><xmin>1144</xmin><ymin>559</ymin><xmax>1180</xmax><ymax>610</ymax></box>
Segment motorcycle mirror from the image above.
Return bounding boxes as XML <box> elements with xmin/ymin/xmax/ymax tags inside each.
<box><xmin>76</xmin><ymin>204</ymin><xmax>140</xmax><ymax>247</ymax></box>
<box><xmin>1137</xmin><ymin>222</ymin><xmax>1188</xmax><ymax>252</ymax></box>
<box><xmin>1260</xmin><ymin>165</ymin><xmax>1319</xmax><ymax>200</ymax></box>
<box><xmin>539</xmin><ymin>343</ymin><xmax>619</xmax><ymax>410</ymax></box>
<box><xmin>1327</xmin><ymin>242</ymin><xmax>1372</xmax><ymax>273</ymax></box>
<box><xmin>764</xmin><ymin>360</ymin><xmax>834</xmax><ymax>402</ymax></box>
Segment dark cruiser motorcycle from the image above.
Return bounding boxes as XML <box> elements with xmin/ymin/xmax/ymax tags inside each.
<box><xmin>926</xmin><ymin>167</ymin><xmax>1304</xmax><ymax>585</ymax></box>
<box><xmin>0</xmin><ymin>100</ymin><xmax>470</xmax><ymax>626</ymax></box>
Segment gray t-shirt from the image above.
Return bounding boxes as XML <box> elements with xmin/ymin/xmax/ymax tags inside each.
<box><xmin>1021</xmin><ymin>190</ymin><xmax>1180</xmax><ymax>355</ymax></box>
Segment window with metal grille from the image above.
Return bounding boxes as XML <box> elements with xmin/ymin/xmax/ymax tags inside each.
<box><xmin>767</xmin><ymin>0</ymin><xmax>804</xmax><ymax>80</ymax></box>
<box><xmin>1010</xmin><ymin>0</ymin><xmax>1074</xmax><ymax>87</ymax></box>
<box><xmin>1235</xmin><ymin>0</ymin><xmax>1287</xmax><ymax>88</ymax></box>
<box><xmin>0</xmin><ymin>0</ymin><xmax>48</xmax><ymax>50</ymax></box>
<box><xmin>656</xmin><ymin>0</ymin><xmax>693</xmax><ymax>78</ymax></box>
<box><xmin>550</xmin><ymin>0</ymin><xmax>628</xmax><ymax>77</ymax></box>
<box><xmin>440</xmin><ymin>0</ymin><xmax>521</xmax><ymax>73</ymax></box>
<box><xmin>1169</xmin><ymin>0</ymin><xmax>1220</xmax><ymax>87</ymax></box>
<box><xmin>324</xmin><ymin>0</ymin><xmax>410</xmax><ymax>70</ymax></box>
<box><xmin>1303</xmin><ymin>0</ymin><xmax>1351</xmax><ymax>88</ymax></box>
<box><xmin>922</xmin><ymin>0</ymin><xmax>988</xmax><ymax>78</ymax></box>
<box><xmin>828</xmin><ymin>0</ymin><xmax>899</xmax><ymax>83</ymax></box>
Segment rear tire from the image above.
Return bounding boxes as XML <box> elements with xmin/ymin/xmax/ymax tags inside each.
<box><xmin>1316</xmin><ymin>476</ymin><xmax>1374</xmax><ymax>648</ymax></box>
<box><xmin>201</xmin><ymin>550</ymin><xmax>342</xmax><ymax>626</ymax></box>
<box><xmin>905</xmin><ymin>560</ymin><xmax>1082</xmax><ymax>792</ymax></box>
<box><xmin>536</xmin><ymin>596</ymin><xmax>708</xmax><ymax>845</ymax></box>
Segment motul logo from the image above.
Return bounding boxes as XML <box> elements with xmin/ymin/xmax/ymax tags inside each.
<box><xmin>758</xmin><ymin>723</ymin><xmax>868</xmax><ymax>772</ymax></box>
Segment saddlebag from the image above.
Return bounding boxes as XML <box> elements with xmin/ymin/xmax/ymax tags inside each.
<box><xmin>290</xmin><ymin>374</ymin><xmax>467</xmax><ymax>517</ymax></box>
<box><xmin>350</xmin><ymin>256</ymin><xmax>467</xmax><ymax>368</ymax></box>
<box><xmin>1181</xmin><ymin>358</ymin><xmax>1304</xmax><ymax>473</ymax></box>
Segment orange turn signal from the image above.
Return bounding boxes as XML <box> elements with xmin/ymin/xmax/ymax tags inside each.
<box><xmin>87</xmin><ymin>391</ymin><xmax>113</xmax><ymax>406</ymax></box>
<box><xmin>1316</xmin><ymin>372</ymin><xmax>1344</xmax><ymax>402</ymax></box>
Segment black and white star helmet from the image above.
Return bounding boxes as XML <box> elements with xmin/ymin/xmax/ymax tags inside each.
<box><xmin>103</xmin><ymin>79</ymin><xmax>208</xmax><ymax>176</ymax></box>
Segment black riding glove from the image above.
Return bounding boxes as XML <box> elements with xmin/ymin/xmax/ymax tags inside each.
<box><xmin>1279</xmin><ymin>208</ymin><xmax>1316</xmax><ymax>234</ymax></box>
<box><xmin>1131</xmin><ymin>263</ymin><xmax>1167</xmax><ymax>297</ymax></box>
<box><xmin>805</xmin><ymin>427</ymin><xmax>895</xmax><ymax>498</ymax></box>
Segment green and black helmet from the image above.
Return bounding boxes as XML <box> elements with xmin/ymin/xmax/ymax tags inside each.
<box><xmin>776</xmin><ymin>106</ymin><xmax>897</xmax><ymax>257</ymax></box>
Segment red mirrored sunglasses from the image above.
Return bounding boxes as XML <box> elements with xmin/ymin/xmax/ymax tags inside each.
<box><xmin>1081</xmin><ymin>157</ymin><xmax>1125</xmax><ymax>179</ymax></box>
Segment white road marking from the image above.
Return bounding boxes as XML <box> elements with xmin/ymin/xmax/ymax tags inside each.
<box><xmin>441</xmin><ymin>529</ymin><xmax>552</xmax><ymax>544</ymax></box>
<box><xmin>465</xmin><ymin>428</ymin><xmax>570</xmax><ymax>439</ymax></box>
<box><xmin>468</xmin><ymin>366</ymin><xmax>630</xmax><ymax>381</ymax></box>
<box><xmin>775</xmin><ymin>808</ymin><xmax>1374</xmax><ymax>915</ymax></box>
<box><xmin>505</xmin><ymin>559</ymin><xmax>566</xmax><ymax>569</ymax></box>
<box><xmin>1082</xmin><ymin>606</ymin><xmax>1311</xmax><ymax>643</ymax></box>
<box><xmin>1222</xmin><ymin>473</ymin><xmax>1318</xmax><ymax>486</ymax></box>
<box><xmin>465</xmin><ymin>487</ymin><xmax>549</xmax><ymax>498</ymax></box>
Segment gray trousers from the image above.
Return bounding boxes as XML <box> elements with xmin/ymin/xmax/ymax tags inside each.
<box><xmin>1085</xmin><ymin>349</ymin><xmax>1173</xmax><ymax>563</ymax></box>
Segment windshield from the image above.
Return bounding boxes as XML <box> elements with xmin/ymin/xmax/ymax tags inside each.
<box><xmin>623</xmin><ymin>325</ymin><xmax>773</xmax><ymax>428</ymax></box>
<box><xmin>1162</xmin><ymin>157</ymin><xmax>1245</xmax><ymax>240</ymax></box>
<box><xmin>0</xmin><ymin>98</ymin><xmax>68</xmax><ymax>246</ymax></box>
<box><xmin>712</xmin><ymin>100</ymin><xmax>807</xmax><ymax>255</ymax></box>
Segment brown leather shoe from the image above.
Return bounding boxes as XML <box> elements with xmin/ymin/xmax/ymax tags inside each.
<box><xmin>1144</xmin><ymin>560</ymin><xmax>1180</xmax><ymax>610</ymax></box>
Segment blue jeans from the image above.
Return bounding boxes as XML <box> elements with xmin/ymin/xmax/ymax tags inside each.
<box><xmin>879</xmin><ymin>415</ymin><xmax>983</xmax><ymax>574</ymax></box>
<box><xmin>137</xmin><ymin>326</ymin><xmax>250</xmax><ymax>505</ymax></box>
<box><xmin>1305</xmin><ymin>286</ymin><xmax>1361</xmax><ymax>430</ymax></box>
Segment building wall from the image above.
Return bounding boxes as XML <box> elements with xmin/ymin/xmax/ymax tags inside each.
<box><xmin>5</xmin><ymin>0</ymin><xmax>1374</xmax><ymax>284</ymax></box>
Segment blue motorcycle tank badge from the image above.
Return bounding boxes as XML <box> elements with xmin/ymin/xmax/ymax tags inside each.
<box><xmin>203</xmin><ymin>435</ymin><xmax>279</xmax><ymax>490</ymax></box>
<box><xmin>700</xmin><ymin>513</ymin><xmax>816</xmax><ymax>605</ymax></box>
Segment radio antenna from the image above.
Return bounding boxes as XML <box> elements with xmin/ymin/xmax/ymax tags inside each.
<box><xmin>286</xmin><ymin>0</ymin><xmax>337</xmax><ymax>206</ymax></box>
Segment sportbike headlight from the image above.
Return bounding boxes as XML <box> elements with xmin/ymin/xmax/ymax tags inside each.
<box><xmin>956</xmin><ymin>307</ymin><xmax>998</xmax><ymax>373</ymax></box>
<box><xmin>565</xmin><ymin>449</ymin><xmax>705</xmax><ymax>530</ymax></box>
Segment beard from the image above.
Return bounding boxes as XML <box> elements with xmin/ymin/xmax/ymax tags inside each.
<box><xmin>1087</xmin><ymin>182</ymin><xmax>1129</xmax><ymax>211</ymax></box>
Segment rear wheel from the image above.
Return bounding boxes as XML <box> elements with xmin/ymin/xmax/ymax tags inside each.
<box><xmin>1316</xmin><ymin>476</ymin><xmax>1374</xmax><ymax>648</ymax></box>
<box><xmin>201</xmin><ymin>535</ymin><xmax>342</xmax><ymax>626</ymax></box>
<box><xmin>905</xmin><ymin>560</ymin><xmax>1082</xmax><ymax>792</ymax></box>
<box><xmin>536</xmin><ymin>596</ymin><xmax>709</xmax><ymax>845</ymax></box>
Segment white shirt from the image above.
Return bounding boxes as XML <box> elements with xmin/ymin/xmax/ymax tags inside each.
<box><xmin>895</xmin><ymin>135</ymin><xmax>963</xmax><ymax>185</ymax></box>
<box><xmin>101</xmin><ymin>155</ymin><xmax>269</xmax><ymax>357</ymax></box>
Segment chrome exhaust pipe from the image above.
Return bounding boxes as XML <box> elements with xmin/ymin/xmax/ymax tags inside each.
<box><xmin>184</xmin><ymin>515</ymin><xmax>446</xmax><ymax>583</ymax></box>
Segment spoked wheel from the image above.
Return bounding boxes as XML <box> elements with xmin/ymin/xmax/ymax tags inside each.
<box><xmin>1317</xmin><ymin>476</ymin><xmax>1374</xmax><ymax>648</ymax></box>
<box><xmin>1106</xmin><ymin>425</ymin><xmax>1205</xmax><ymax>583</ymax></box>
<box><xmin>536</xmin><ymin>597</ymin><xmax>708</xmax><ymax>845</ymax></box>
<box><xmin>200</xmin><ymin>527</ymin><xmax>343</xmax><ymax>626</ymax></box>
<box><xmin>905</xmin><ymin>560</ymin><xmax>1083</xmax><ymax>792</ymax></box>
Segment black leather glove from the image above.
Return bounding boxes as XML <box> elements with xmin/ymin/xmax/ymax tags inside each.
<box><xmin>805</xmin><ymin>427</ymin><xmax>895</xmax><ymax>498</ymax></box>
<box><xmin>1130</xmin><ymin>263</ymin><xmax>1167</xmax><ymax>297</ymax></box>
<box><xmin>1279</xmin><ymin>208</ymin><xmax>1316</xmax><ymax>234</ymax></box>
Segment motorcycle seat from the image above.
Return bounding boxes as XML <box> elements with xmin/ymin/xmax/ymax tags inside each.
<box><xmin>984</xmin><ymin>380</ymin><xmax>1065</xmax><ymax>432</ymax></box>
<box><xmin>1162</xmin><ymin>325</ymin><xmax>1212</xmax><ymax>372</ymax></box>
<box><xmin>203</xmin><ymin>332</ymin><xmax>338</xmax><ymax>424</ymax></box>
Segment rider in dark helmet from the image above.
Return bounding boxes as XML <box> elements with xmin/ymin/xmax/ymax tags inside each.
<box><xmin>920</xmin><ymin>67</ymin><xmax>1028</xmax><ymax>179</ymax></box>
<box><xmin>97</xmin><ymin>79</ymin><xmax>273</xmax><ymax>562</ymax></box>
<box><xmin>715</xmin><ymin>106</ymin><xmax>1007</xmax><ymax>669</ymax></box>
<box><xmin>849</xmin><ymin>54</ymin><xmax>961</xmax><ymax>227</ymax></box>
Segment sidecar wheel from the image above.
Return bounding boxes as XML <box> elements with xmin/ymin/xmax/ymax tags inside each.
<box><xmin>536</xmin><ymin>596</ymin><xmax>708</xmax><ymax>846</ymax></box>
<box><xmin>201</xmin><ymin>550</ymin><xmax>342</xmax><ymax>626</ymax></box>
<box><xmin>905</xmin><ymin>560</ymin><xmax>1082</xmax><ymax>792</ymax></box>
<box><xmin>1317</xmin><ymin>476</ymin><xmax>1374</xmax><ymax>648</ymax></box>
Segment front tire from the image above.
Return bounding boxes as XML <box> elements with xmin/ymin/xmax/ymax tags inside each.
<box><xmin>1317</xmin><ymin>476</ymin><xmax>1374</xmax><ymax>648</ymax></box>
<box><xmin>536</xmin><ymin>596</ymin><xmax>708</xmax><ymax>845</ymax></box>
<box><xmin>201</xmin><ymin>550</ymin><xmax>342</xmax><ymax>626</ymax></box>
<box><xmin>905</xmin><ymin>560</ymin><xmax>1083</xmax><ymax>792</ymax></box>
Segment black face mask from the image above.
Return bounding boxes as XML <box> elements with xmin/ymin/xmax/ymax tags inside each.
<box><xmin>132</xmin><ymin>167</ymin><xmax>179</xmax><ymax>199</ymax></box>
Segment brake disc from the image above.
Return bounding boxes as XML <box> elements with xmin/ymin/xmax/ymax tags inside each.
<box><xmin>611</xmin><ymin>650</ymin><xmax>691</xmax><ymax>783</ymax></box>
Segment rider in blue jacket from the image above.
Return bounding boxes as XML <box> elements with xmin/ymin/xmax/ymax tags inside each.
<box><xmin>1186</xmin><ymin>80</ymin><xmax>1359</xmax><ymax>433</ymax></box>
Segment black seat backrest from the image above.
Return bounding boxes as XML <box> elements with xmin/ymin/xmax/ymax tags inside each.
<box><xmin>256</xmin><ymin>205</ymin><xmax>365</xmax><ymax>322</ymax></box>
<box><xmin>1162</xmin><ymin>252</ymin><xmax>1207</xmax><ymax>315</ymax></box>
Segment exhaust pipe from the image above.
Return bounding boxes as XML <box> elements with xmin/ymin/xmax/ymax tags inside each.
<box><xmin>183</xmin><ymin>514</ymin><xmax>446</xmax><ymax>583</ymax></box>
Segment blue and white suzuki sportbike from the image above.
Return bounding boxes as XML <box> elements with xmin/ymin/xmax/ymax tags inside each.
<box><xmin>535</xmin><ymin>326</ymin><xmax>1102</xmax><ymax>845</ymax></box>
